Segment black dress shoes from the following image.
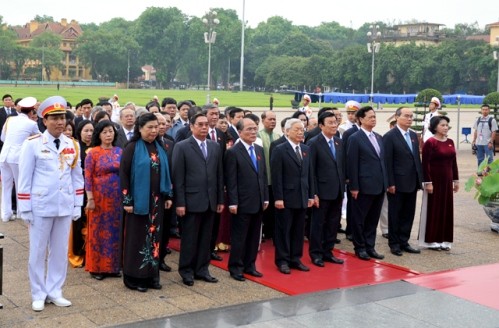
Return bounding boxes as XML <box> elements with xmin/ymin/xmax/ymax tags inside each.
<box><xmin>137</xmin><ymin>286</ymin><xmax>148</xmax><ymax>292</ymax></box>
<box><xmin>170</xmin><ymin>231</ymin><xmax>181</xmax><ymax>239</ymax></box>
<box><xmin>382</xmin><ymin>233</ymin><xmax>389</xmax><ymax>239</ymax></box>
<box><xmin>159</xmin><ymin>262</ymin><xmax>172</xmax><ymax>272</ymax></box>
<box><xmin>367</xmin><ymin>250</ymin><xmax>385</xmax><ymax>260</ymax></box>
<box><xmin>165</xmin><ymin>247</ymin><xmax>172</xmax><ymax>254</ymax></box>
<box><xmin>149</xmin><ymin>283</ymin><xmax>162</xmax><ymax>290</ymax></box>
<box><xmin>182</xmin><ymin>278</ymin><xmax>194</xmax><ymax>286</ymax></box>
<box><xmin>402</xmin><ymin>245</ymin><xmax>421</xmax><ymax>254</ymax></box>
<box><xmin>230</xmin><ymin>273</ymin><xmax>245</xmax><ymax>281</ymax></box>
<box><xmin>356</xmin><ymin>250</ymin><xmax>371</xmax><ymax>261</ymax></box>
<box><xmin>346</xmin><ymin>234</ymin><xmax>353</xmax><ymax>241</ymax></box>
<box><xmin>195</xmin><ymin>275</ymin><xmax>218</xmax><ymax>283</ymax></box>
<box><xmin>323</xmin><ymin>256</ymin><xmax>344</xmax><ymax>264</ymax></box>
<box><xmin>337</xmin><ymin>227</ymin><xmax>346</xmax><ymax>234</ymax></box>
<box><xmin>244</xmin><ymin>270</ymin><xmax>263</xmax><ymax>277</ymax></box>
<box><xmin>390</xmin><ymin>248</ymin><xmax>403</xmax><ymax>256</ymax></box>
<box><xmin>91</xmin><ymin>273</ymin><xmax>105</xmax><ymax>280</ymax></box>
<box><xmin>290</xmin><ymin>262</ymin><xmax>310</xmax><ymax>272</ymax></box>
<box><xmin>210</xmin><ymin>252</ymin><xmax>223</xmax><ymax>261</ymax></box>
<box><xmin>334</xmin><ymin>238</ymin><xmax>341</xmax><ymax>244</ymax></box>
<box><xmin>278</xmin><ymin>264</ymin><xmax>291</xmax><ymax>274</ymax></box>
<box><xmin>312</xmin><ymin>258</ymin><xmax>325</xmax><ymax>267</ymax></box>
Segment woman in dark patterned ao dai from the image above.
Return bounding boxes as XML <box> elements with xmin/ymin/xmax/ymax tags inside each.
<box><xmin>120</xmin><ymin>113</ymin><xmax>173</xmax><ymax>292</ymax></box>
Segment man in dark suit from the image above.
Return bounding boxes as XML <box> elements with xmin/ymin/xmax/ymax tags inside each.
<box><xmin>115</xmin><ymin>107</ymin><xmax>136</xmax><ymax>149</ymax></box>
<box><xmin>172</xmin><ymin>113</ymin><xmax>224</xmax><ymax>286</ymax></box>
<box><xmin>225</xmin><ymin>118</ymin><xmax>268</xmax><ymax>281</ymax></box>
<box><xmin>383</xmin><ymin>107</ymin><xmax>423</xmax><ymax>256</ymax></box>
<box><xmin>347</xmin><ymin>106</ymin><xmax>388</xmax><ymax>261</ymax></box>
<box><xmin>227</xmin><ymin>107</ymin><xmax>245</xmax><ymax>142</ymax></box>
<box><xmin>307</xmin><ymin>112</ymin><xmax>346</xmax><ymax>267</ymax></box>
<box><xmin>174</xmin><ymin>106</ymin><xmax>203</xmax><ymax>143</ymax></box>
<box><xmin>341</xmin><ymin>118</ymin><xmax>360</xmax><ymax>241</ymax></box>
<box><xmin>304</xmin><ymin>107</ymin><xmax>337</xmax><ymax>143</ymax></box>
<box><xmin>204</xmin><ymin>104</ymin><xmax>227</xmax><ymax>261</ymax></box>
<box><xmin>74</xmin><ymin>98</ymin><xmax>93</xmax><ymax>128</ymax></box>
<box><xmin>271</xmin><ymin>118</ymin><xmax>314</xmax><ymax>274</ymax></box>
<box><xmin>0</xmin><ymin>94</ymin><xmax>17</xmax><ymax>152</ymax></box>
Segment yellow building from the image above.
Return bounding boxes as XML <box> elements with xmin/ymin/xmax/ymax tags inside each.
<box><xmin>12</xmin><ymin>18</ymin><xmax>91</xmax><ymax>81</ymax></box>
<box><xmin>487</xmin><ymin>22</ymin><xmax>499</xmax><ymax>46</ymax></box>
<box><xmin>383</xmin><ymin>23</ymin><xmax>446</xmax><ymax>46</ymax></box>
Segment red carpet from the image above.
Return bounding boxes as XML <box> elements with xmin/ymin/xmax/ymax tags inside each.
<box><xmin>169</xmin><ymin>239</ymin><xmax>419</xmax><ymax>295</ymax></box>
<box><xmin>406</xmin><ymin>263</ymin><xmax>499</xmax><ymax>310</ymax></box>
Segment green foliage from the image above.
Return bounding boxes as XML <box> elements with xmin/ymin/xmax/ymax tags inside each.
<box><xmin>415</xmin><ymin>89</ymin><xmax>442</xmax><ymax>104</ymax></box>
<box><xmin>30</xmin><ymin>32</ymin><xmax>64</xmax><ymax>81</ymax></box>
<box><xmin>465</xmin><ymin>158</ymin><xmax>499</xmax><ymax>205</ymax></box>
<box><xmin>483</xmin><ymin>92</ymin><xmax>499</xmax><ymax>107</ymax></box>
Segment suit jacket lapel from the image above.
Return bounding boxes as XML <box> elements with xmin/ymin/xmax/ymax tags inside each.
<box><xmin>359</xmin><ymin>131</ymin><xmax>379</xmax><ymax>157</ymax></box>
<box><xmin>189</xmin><ymin>137</ymin><xmax>206</xmax><ymax>161</ymax></box>
<box><xmin>237</xmin><ymin>142</ymin><xmax>258</xmax><ymax>173</ymax></box>
<box><xmin>318</xmin><ymin>134</ymin><xmax>336</xmax><ymax>162</ymax></box>
<box><xmin>284</xmin><ymin>142</ymin><xmax>301</xmax><ymax>166</ymax></box>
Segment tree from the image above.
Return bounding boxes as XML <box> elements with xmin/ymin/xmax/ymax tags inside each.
<box><xmin>12</xmin><ymin>45</ymin><xmax>30</xmax><ymax>80</ymax></box>
<box><xmin>33</xmin><ymin>15</ymin><xmax>54</xmax><ymax>23</ymax></box>
<box><xmin>0</xmin><ymin>17</ymin><xmax>17</xmax><ymax>79</ymax></box>
<box><xmin>134</xmin><ymin>7</ymin><xmax>189</xmax><ymax>88</ymax></box>
<box><xmin>30</xmin><ymin>32</ymin><xmax>64</xmax><ymax>81</ymax></box>
<box><xmin>75</xmin><ymin>18</ymin><xmax>141</xmax><ymax>82</ymax></box>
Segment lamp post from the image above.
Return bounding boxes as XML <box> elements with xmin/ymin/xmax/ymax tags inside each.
<box><xmin>456</xmin><ymin>94</ymin><xmax>461</xmax><ymax>150</ymax></box>
<box><xmin>494</xmin><ymin>36</ymin><xmax>499</xmax><ymax>92</ymax></box>
<box><xmin>203</xmin><ymin>10</ymin><xmax>219</xmax><ymax>104</ymax></box>
<box><xmin>367</xmin><ymin>25</ymin><xmax>381</xmax><ymax>105</ymax></box>
<box><xmin>240</xmin><ymin>0</ymin><xmax>245</xmax><ymax>92</ymax></box>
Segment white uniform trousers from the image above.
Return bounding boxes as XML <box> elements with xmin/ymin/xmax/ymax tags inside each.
<box><xmin>29</xmin><ymin>215</ymin><xmax>72</xmax><ymax>301</ymax></box>
<box><xmin>0</xmin><ymin>162</ymin><xmax>18</xmax><ymax>221</ymax></box>
<box><xmin>378</xmin><ymin>194</ymin><xmax>389</xmax><ymax>234</ymax></box>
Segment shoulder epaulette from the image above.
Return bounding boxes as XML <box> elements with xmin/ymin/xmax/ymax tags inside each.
<box><xmin>27</xmin><ymin>133</ymin><xmax>42</xmax><ymax>140</ymax></box>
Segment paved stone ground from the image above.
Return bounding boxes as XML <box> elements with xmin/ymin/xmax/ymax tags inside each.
<box><xmin>0</xmin><ymin>106</ymin><xmax>497</xmax><ymax>327</ymax></box>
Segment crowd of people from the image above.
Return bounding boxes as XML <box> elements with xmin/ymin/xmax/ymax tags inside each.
<box><xmin>0</xmin><ymin>92</ymin><xmax>469</xmax><ymax>312</ymax></box>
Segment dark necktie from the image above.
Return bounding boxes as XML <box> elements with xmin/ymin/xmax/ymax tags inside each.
<box><xmin>9</xmin><ymin>108</ymin><xmax>16</xmax><ymax>115</ymax></box>
<box><xmin>295</xmin><ymin>146</ymin><xmax>302</xmax><ymax>163</ymax></box>
<box><xmin>54</xmin><ymin>138</ymin><xmax>60</xmax><ymax>150</ymax></box>
<box><xmin>211</xmin><ymin>129</ymin><xmax>216</xmax><ymax>141</ymax></box>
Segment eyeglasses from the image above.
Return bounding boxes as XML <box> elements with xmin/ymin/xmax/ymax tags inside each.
<box><xmin>194</xmin><ymin>123</ymin><xmax>209</xmax><ymax>127</ymax></box>
<box><xmin>243</xmin><ymin>127</ymin><xmax>258</xmax><ymax>132</ymax></box>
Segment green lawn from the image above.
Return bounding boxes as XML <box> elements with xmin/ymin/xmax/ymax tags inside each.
<box><xmin>0</xmin><ymin>85</ymin><xmax>481</xmax><ymax>110</ymax></box>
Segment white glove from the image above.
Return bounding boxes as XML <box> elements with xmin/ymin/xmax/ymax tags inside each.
<box><xmin>72</xmin><ymin>207</ymin><xmax>81</xmax><ymax>221</ymax></box>
<box><xmin>21</xmin><ymin>211</ymin><xmax>34</xmax><ymax>225</ymax></box>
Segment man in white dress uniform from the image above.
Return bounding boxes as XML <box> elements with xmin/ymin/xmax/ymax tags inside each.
<box><xmin>18</xmin><ymin>96</ymin><xmax>84</xmax><ymax>312</ymax></box>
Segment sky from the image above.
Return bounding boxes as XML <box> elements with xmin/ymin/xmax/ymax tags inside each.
<box><xmin>2</xmin><ymin>0</ymin><xmax>498</xmax><ymax>30</ymax></box>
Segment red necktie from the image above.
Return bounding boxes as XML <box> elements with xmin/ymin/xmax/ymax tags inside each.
<box><xmin>211</xmin><ymin>129</ymin><xmax>216</xmax><ymax>141</ymax></box>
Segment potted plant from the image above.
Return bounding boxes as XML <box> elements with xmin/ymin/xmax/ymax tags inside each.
<box><xmin>465</xmin><ymin>158</ymin><xmax>499</xmax><ymax>232</ymax></box>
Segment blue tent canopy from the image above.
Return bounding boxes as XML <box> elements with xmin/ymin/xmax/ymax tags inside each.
<box><xmin>295</xmin><ymin>92</ymin><xmax>485</xmax><ymax>105</ymax></box>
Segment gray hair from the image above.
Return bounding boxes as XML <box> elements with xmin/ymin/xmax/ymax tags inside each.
<box><xmin>135</xmin><ymin>107</ymin><xmax>148</xmax><ymax>118</ymax></box>
<box><xmin>284</xmin><ymin>118</ymin><xmax>304</xmax><ymax>131</ymax></box>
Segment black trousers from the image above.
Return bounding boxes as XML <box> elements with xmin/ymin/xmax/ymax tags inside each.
<box><xmin>160</xmin><ymin>207</ymin><xmax>173</xmax><ymax>261</ymax></box>
<box><xmin>210</xmin><ymin>212</ymin><xmax>221</xmax><ymax>252</ymax></box>
<box><xmin>178</xmin><ymin>210</ymin><xmax>214</xmax><ymax>280</ymax></box>
<box><xmin>228</xmin><ymin>212</ymin><xmax>263</xmax><ymax>275</ymax></box>
<box><xmin>274</xmin><ymin>208</ymin><xmax>306</xmax><ymax>266</ymax></box>
<box><xmin>262</xmin><ymin>185</ymin><xmax>275</xmax><ymax>240</ymax></box>
<box><xmin>387</xmin><ymin>190</ymin><xmax>418</xmax><ymax>250</ymax></box>
<box><xmin>351</xmin><ymin>192</ymin><xmax>384</xmax><ymax>252</ymax></box>
<box><xmin>309</xmin><ymin>197</ymin><xmax>342</xmax><ymax>260</ymax></box>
